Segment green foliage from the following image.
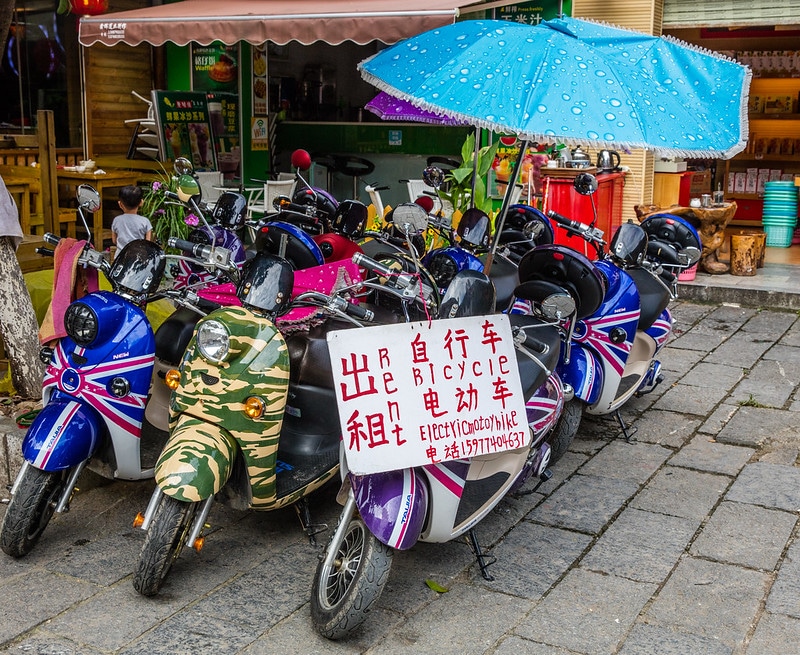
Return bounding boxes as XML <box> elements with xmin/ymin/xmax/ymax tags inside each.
<box><xmin>140</xmin><ymin>166</ymin><xmax>190</xmax><ymax>247</ymax></box>
<box><xmin>439</xmin><ymin>132</ymin><xmax>500</xmax><ymax>215</ymax></box>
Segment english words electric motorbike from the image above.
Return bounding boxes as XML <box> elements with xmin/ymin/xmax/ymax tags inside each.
<box><xmin>131</xmin><ymin>241</ymin><xmax>372</xmax><ymax>596</ymax></box>
<box><xmin>0</xmin><ymin>185</ymin><xmax>226</xmax><ymax>557</ymax></box>
<box><xmin>310</xmin><ymin>249</ymin><xmax>576</xmax><ymax>640</ymax></box>
<box><xmin>535</xmin><ymin>173</ymin><xmax>702</xmax><ymax>442</ymax></box>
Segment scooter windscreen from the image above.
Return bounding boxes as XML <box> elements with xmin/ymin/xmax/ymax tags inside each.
<box><xmin>109</xmin><ymin>240</ymin><xmax>166</xmax><ymax>296</ymax></box>
<box><xmin>330</xmin><ymin>200</ymin><xmax>368</xmax><ymax>238</ymax></box>
<box><xmin>439</xmin><ymin>269</ymin><xmax>496</xmax><ymax>318</ymax></box>
<box><xmin>457</xmin><ymin>208</ymin><xmax>492</xmax><ymax>249</ymax></box>
<box><xmin>236</xmin><ymin>251</ymin><xmax>294</xmax><ymax>315</ymax></box>
<box><xmin>212</xmin><ymin>192</ymin><xmax>248</xmax><ymax>228</ymax></box>
<box><xmin>610</xmin><ymin>221</ymin><xmax>648</xmax><ymax>267</ymax></box>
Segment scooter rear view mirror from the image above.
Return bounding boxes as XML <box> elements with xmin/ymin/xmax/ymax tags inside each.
<box><xmin>422</xmin><ymin>166</ymin><xmax>446</xmax><ymax>189</ymax></box>
<box><xmin>77</xmin><ymin>184</ymin><xmax>101</xmax><ymax>213</ymax></box>
<box><xmin>540</xmin><ymin>293</ymin><xmax>576</xmax><ymax>321</ymax></box>
<box><xmin>573</xmin><ymin>173</ymin><xmax>598</xmax><ymax>196</ymax></box>
<box><xmin>681</xmin><ymin>246</ymin><xmax>702</xmax><ymax>267</ymax></box>
<box><xmin>391</xmin><ymin>203</ymin><xmax>429</xmax><ymax>236</ymax></box>
<box><xmin>173</xmin><ymin>157</ymin><xmax>194</xmax><ymax>176</ymax></box>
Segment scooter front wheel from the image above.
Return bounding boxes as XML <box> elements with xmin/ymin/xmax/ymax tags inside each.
<box><xmin>132</xmin><ymin>495</ymin><xmax>198</xmax><ymax>596</ymax></box>
<box><xmin>311</xmin><ymin>518</ymin><xmax>392</xmax><ymax>640</ymax></box>
<box><xmin>0</xmin><ymin>466</ymin><xmax>70</xmax><ymax>557</ymax></box>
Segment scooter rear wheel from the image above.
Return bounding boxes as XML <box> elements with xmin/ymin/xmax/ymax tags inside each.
<box><xmin>0</xmin><ymin>466</ymin><xmax>69</xmax><ymax>557</ymax></box>
<box><xmin>311</xmin><ymin>517</ymin><xmax>392</xmax><ymax>640</ymax></box>
<box><xmin>547</xmin><ymin>398</ymin><xmax>582</xmax><ymax>464</ymax></box>
<box><xmin>132</xmin><ymin>495</ymin><xmax>198</xmax><ymax>596</ymax></box>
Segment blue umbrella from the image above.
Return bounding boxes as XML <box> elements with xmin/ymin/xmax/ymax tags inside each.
<box><xmin>359</xmin><ymin>17</ymin><xmax>751</xmax><ymax>160</ymax></box>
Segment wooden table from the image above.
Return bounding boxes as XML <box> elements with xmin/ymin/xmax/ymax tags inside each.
<box><xmin>56</xmin><ymin>169</ymin><xmax>148</xmax><ymax>247</ymax></box>
<box><xmin>3</xmin><ymin>177</ymin><xmax>32</xmax><ymax>234</ymax></box>
<box><xmin>636</xmin><ymin>201</ymin><xmax>738</xmax><ymax>274</ymax></box>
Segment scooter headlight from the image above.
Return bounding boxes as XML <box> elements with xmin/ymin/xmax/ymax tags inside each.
<box><xmin>64</xmin><ymin>302</ymin><xmax>98</xmax><ymax>346</ymax></box>
<box><xmin>196</xmin><ymin>320</ymin><xmax>230</xmax><ymax>363</ymax></box>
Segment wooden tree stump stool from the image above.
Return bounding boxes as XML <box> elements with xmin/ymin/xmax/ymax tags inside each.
<box><xmin>730</xmin><ymin>234</ymin><xmax>757</xmax><ymax>276</ymax></box>
<box><xmin>635</xmin><ymin>201</ymin><xmax>738</xmax><ymax>274</ymax></box>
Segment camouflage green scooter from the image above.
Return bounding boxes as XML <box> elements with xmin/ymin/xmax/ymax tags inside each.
<box><xmin>131</xmin><ymin>248</ymin><xmax>370</xmax><ymax>596</ymax></box>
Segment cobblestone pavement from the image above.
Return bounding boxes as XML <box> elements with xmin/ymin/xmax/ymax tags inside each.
<box><xmin>1</xmin><ymin>300</ymin><xmax>799</xmax><ymax>655</ymax></box>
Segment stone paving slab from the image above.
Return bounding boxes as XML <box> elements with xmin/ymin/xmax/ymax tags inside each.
<box><xmin>689</xmin><ymin>501</ymin><xmax>797</xmax><ymax>571</ymax></box>
<box><xmin>515</xmin><ymin>568</ymin><xmax>658</xmax><ymax>654</ymax></box>
<box><xmin>644</xmin><ymin>556</ymin><xmax>771</xmax><ymax>649</ymax></box>
<box><xmin>0</xmin><ymin>300</ymin><xmax>798</xmax><ymax>655</ymax></box>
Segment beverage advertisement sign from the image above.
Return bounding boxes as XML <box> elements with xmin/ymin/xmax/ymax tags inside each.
<box><xmin>327</xmin><ymin>315</ymin><xmax>529</xmax><ymax>475</ymax></box>
<box><xmin>191</xmin><ymin>43</ymin><xmax>239</xmax><ymax>93</ymax></box>
<box><xmin>151</xmin><ymin>91</ymin><xmax>216</xmax><ymax>171</ymax></box>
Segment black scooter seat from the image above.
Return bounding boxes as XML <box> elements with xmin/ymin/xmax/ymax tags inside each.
<box><xmin>626</xmin><ymin>268</ymin><xmax>671</xmax><ymax>330</ymax></box>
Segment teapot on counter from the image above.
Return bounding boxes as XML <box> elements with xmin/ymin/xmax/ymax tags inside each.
<box><xmin>570</xmin><ymin>146</ymin><xmax>592</xmax><ymax>168</ymax></box>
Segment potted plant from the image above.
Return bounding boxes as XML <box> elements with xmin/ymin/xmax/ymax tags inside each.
<box><xmin>140</xmin><ymin>166</ymin><xmax>194</xmax><ymax>247</ymax></box>
<box><xmin>439</xmin><ymin>132</ymin><xmax>500</xmax><ymax>216</ymax></box>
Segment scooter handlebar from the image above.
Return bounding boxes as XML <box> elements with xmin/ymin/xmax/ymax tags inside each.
<box><xmin>546</xmin><ymin>210</ymin><xmax>606</xmax><ymax>244</ymax></box>
<box><xmin>168</xmin><ymin>238</ymin><xmax>212</xmax><ymax>260</ymax></box>
<box><xmin>352</xmin><ymin>252</ymin><xmax>399</xmax><ymax>282</ymax></box>
<box><xmin>42</xmin><ymin>232</ymin><xmax>61</xmax><ymax>246</ymax></box>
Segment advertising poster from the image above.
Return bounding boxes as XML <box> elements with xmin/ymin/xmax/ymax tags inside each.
<box><xmin>252</xmin><ymin>43</ymin><xmax>268</xmax><ymax>116</ymax></box>
<box><xmin>207</xmin><ymin>92</ymin><xmax>241</xmax><ymax>180</ymax></box>
<box><xmin>152</xmin><ymin>91</ymin><xmax>216</xmax><ymax>171</ymax></box>
<box><xmin>191</xmin><ymin>43</ymin><xmax>239</xmax><ymax>93</ymax></box>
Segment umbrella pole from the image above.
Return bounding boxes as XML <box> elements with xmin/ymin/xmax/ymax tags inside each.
<box><xmin>484</xmin><ymin>139</ymin><xmax>529</xmax><ymax>276</ymax></box>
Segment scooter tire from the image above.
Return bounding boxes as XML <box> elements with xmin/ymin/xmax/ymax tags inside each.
<box><xmin>547</xmin><ymin>398</ymin><xmax>582</xmax><ymax>464</ymax></box>
<box><xmin>132</xmin><ymin>495</ymin><xmax>198</xmax><ymax>597</ymax></box>
<box><xmin>311</xmin><ymin>518</ymin><xmax>393</xmax><ymax>640</ymax></box>
<box><xmin>0</xmin><ymin>466</ymin><xmax>70</xmax><ymax>557</ymax></box>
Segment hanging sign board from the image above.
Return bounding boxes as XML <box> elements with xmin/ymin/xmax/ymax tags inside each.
<box><xmin>327</xmin><ymin>314</ymin><xmax>529</xmax><ymax>475</ymax></box>
<box><xmin>191</xmin><ymin>43</ymin><xmax>239</xmax><ymax>93</ymax></box>
<box><xmin>493</xmin><ymin>1</ymin><xmax>572</xmax><ymax>24</ymax></box>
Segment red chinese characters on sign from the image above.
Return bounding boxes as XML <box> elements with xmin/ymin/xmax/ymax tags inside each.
<box><xmin>328</xmin><ymin>315</ymin><xmax>529</xmax><ymax>475</ymax></box>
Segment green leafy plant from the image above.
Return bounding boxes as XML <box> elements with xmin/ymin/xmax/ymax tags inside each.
<box><xmin>140</xmin><ymin>166</ymin><xmax>192</xmax><ymax>247</ymax></box>
<box><xmin>439</xmin><ymin>132</ymin><xmax>500</xmax><ymax>215</ymax></box>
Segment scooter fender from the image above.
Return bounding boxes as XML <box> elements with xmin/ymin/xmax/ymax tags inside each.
<box><xmin>155</xmin><ymin>414</ymin><xmax>238</xmax><ymax>503</ymax></box>
<box><xmin>350</xmin><ymin>468</ymin><xmax>428</xmax><ymax>551</ymax></box>
<box><xmin>22</xmin><ymin>396</ymin><xmax>104</xmax><ymax>471</ymax></box>
<box><xmin>558</xmin><ymin>345</ymin><xmax>603</xmax><ymax>406</ymax></box>
<box><xmin>645</xmin><ymin>307</ymin><xmax>673</xmax><ymax>353</ymax></box>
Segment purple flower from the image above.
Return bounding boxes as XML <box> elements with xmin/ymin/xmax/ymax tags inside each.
<box><xmin>155</xmin><ymin>208</ymin><xmax>165</xmax><ymax>216</ymax></box>
<box><xmin>152</xmin><ymin>181</ymin><xmax>162</xmax><ymax>191</ymax></box>
<box><xmin>184</xmin><ymin>214</ymin><xmax>199</xmax><ymax>226</ymax></box>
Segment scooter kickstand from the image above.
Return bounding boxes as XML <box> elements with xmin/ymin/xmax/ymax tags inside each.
<box><xmin>466</xmin><ymin>529</ymin><xmax>496</xmax><ymax>581</ymax></box>
<box><xmin>614</xmin><ymin>410</ymin><xmax>638</xmax><ymax>443</ymax></box>
<box><xmin>294</xmin><ymin>498</ymin><xmax>327</xmax><ymax>547</ymax></box>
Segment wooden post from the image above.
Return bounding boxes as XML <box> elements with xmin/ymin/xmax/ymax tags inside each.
<box><xmin>730</xmin><ymin>234</ymin><xmax>757</xmax><ymax>276</ymax></box>
<box><xmin>36</xmin><ymin>110</ymin><xmax>58</xmax><ymax>235</ymax></box>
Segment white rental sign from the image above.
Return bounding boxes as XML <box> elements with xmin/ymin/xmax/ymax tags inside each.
<box><xmin>327</xmin><ymin>314</ymin><xmax>529</xmax><ymax>475</ymax></box>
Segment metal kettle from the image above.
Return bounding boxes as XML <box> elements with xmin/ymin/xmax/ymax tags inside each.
<box><xmin>597</xmin><ymin>149</ymin><xmax>621</xmax><ymax>172</ymax></box>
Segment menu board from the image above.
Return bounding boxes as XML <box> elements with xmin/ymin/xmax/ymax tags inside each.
<box><xmin>152</xmin><ymin>90</ymin><xmax>217</xmax><ymax>170</ymax></box>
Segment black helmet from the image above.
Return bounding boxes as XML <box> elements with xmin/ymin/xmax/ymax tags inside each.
<box><xmin>211</xmin><ymin>192</ymin><xmax>247</xmax><ymax>228</ymax></box>
<box><xmin>236</xmin><ymin>251</ymin><xmax>294</xmax><ymax>315</ymax></box>
<box><xmin>108</xmin><ymin>240</ymin><xmax>165</xmax><ymax>296</ymax></box>
<box><xmin>610</xmin><ymin>221</ymin><xmax>648</xmax><ymax>267</ymax></box>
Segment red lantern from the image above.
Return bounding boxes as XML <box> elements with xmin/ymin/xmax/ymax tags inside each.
<box><xmin>70</xmin><ymin>0</ymin><xmax>109</xmax><ymax>16</ymax></box>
